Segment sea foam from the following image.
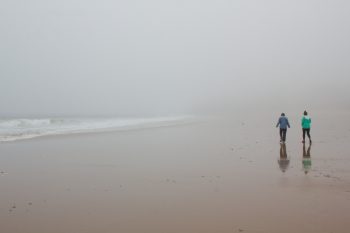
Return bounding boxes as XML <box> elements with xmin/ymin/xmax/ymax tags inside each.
<box><xmin>0</xmin><ymin>116</ymin><xmax>194</xmax><ymax>142</ymax></box>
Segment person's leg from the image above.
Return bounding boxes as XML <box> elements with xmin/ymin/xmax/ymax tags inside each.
<box><xmin>307</xmin><ymin>128</ymin><xmax>311</xmax><ymax>143</ymax></box>
<box><xmin>283</xmin><ymin>129</ymin><xmax>287</xmax><ymax>142</ymax></box>
<box><xmin>285</xmin><ymin>129</ymin><xmax>287</xmax><ymax>142</ymax></box>
<box><xmin>279</xmin><ymin>128</ymin><xmax>283</xmax><ymax>142</ymax></box>
<box><xmin>302</xmin><ymin>129</ymin><xmax>306</xmax><ymax>142</ymax></box>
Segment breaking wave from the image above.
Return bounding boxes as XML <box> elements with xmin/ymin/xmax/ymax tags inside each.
<box><xmin>0</xmin><ymin>116</ymin><xmax>194</xmax><ymax>142</ymax></box>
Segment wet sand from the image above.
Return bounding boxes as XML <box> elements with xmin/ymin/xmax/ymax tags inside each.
<box><xmin>1</xmin><ymin>114</ymin><xmax>350</xmax><ymax>233</ymax></box>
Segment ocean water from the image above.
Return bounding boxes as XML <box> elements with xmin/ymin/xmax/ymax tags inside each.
<box><xmin>0</xmin><ymin>116</ymin><xmax>194</xmax><ymax>142</ymax></box>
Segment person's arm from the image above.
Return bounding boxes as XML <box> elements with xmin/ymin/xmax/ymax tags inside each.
<box><xmin>301</xmin><ymin>117</ymin><xmax>305</xmax><ymax>127</ymax></box>
<box><xmin>287</xmin><ymin>119</ymin><xmax>290</xmax><ymax>128</ymax></box>
<box><xmin>276</xmin><ymin>118</ymin><xmax>280</xmax><ymax>128</ymax></box>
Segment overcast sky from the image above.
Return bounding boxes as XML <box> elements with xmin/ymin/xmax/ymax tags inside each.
<box><xmin>1</xmin><ymin>0</ymin><xmax>349</xmax><ymax>117</ymax></box>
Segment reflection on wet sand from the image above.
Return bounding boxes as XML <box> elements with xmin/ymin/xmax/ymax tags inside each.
<box><xmin>302</xmin><ymin>144</ymin><xmax>312</xmax><ymax>174</ymax></box>
<box><xmin>278</xmin><ymin>143</ymin><xmax>290</xmax><ymax>172</ymax></box>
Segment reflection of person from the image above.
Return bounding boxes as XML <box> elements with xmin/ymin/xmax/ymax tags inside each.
<box><xmin>276</xmin><ymin>113</ymin><xmax>290</xmax><ymax>143</ymax></box>
<box><xmin>302</xmin><ymin>144</ymin><xmax>312</xmax><ymax>174</ymax></box>
<box><xmin>301</xmin><ymin>110</ymin><xmax>312</xmax><ymax>144</ymax></box>
<box><xmin>278</xmin><ymin>143</ymin><xmax>290</xmax><ymax>172</ymax></box>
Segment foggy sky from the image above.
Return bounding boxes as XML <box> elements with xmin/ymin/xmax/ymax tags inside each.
<box><xmin>1</xmin><ymin>0</ymin><xmax>350</xmax><ymax>117</ymax></box>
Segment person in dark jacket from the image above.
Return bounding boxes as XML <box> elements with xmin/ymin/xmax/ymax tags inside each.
<box><xmin>276</xmin><ymin>113</ymin><xmax>290</xmax><ymax>143</ymax></box>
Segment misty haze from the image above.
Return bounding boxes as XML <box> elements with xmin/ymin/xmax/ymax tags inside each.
<box><xmin>1</xmin><ymin>1</ymin><xmax>350</xmax><ymax>233</ymax></box>
<box><xmin>1</xmin><ymin>0</ymin><xmax>350</xmax><ymax>117</ymax></box>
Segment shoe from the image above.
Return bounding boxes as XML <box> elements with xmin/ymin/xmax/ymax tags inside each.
<box><xmin>302</xmin><ymin>140</ymin><xmax>305</xmax><ymax>143</ymax></box>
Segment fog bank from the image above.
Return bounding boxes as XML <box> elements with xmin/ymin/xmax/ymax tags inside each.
<box><xmin>1</xmin><ymin>0</ymin><xmax>349</xmax><ymax>117</ymax></box>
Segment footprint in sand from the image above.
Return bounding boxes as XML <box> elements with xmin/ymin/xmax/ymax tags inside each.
<box><xmin>0</xmin><ymin>171</ymin><xmax>8</xmax><ymax>176</ymax></box>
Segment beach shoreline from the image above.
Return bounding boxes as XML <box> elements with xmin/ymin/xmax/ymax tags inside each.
<box><xmin>1</xmin><ymin>115</ymin><xmax>349</xmax><ymax>233</ymax></box>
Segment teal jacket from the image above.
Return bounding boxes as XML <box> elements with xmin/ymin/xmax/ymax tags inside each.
<box><xmin>301</xmin><ymin>116</ymin><xmax>311</xmax><ymax>129</ymax></box>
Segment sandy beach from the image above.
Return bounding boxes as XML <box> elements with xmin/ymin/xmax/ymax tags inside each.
<box><xmin>2</xmin><ymin>0</ymin><xmax>350</xmax><ymax>232</ymax></box>
<box><xmin>1</xmin><ymin>113</ymin><xmax>350</xmax><ymax>233</ymax></box>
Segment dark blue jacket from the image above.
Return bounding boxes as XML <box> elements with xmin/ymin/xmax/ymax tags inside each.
<box><xmin>276</xmin><ymin>116</ymin><xmax>290</xmax><ymax>129</ymax></box>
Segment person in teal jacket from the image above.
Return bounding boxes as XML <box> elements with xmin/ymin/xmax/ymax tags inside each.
<box><xmin>301</xmin><ymin>110</ymin><xmax>312</xmax><ymax>143</ymax></box>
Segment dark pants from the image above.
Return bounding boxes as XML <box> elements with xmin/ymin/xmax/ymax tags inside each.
<box><xmin>280</xmin><ymin>128</ymin><xmax>287</xmax><ymax>142</ymax></box>
<box><xmin>303</xmin><ymin>128</ymin><xmax>311</xmax><ymax>140</ymax></box>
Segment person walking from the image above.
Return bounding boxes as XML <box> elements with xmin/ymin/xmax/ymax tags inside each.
<box><xmin>276</xmin><ymin>113</ymin><xmax>290</xmax><ymax>143</ymax></box>
<box><xmin>302</xmin><ymin>110</ymin><xmax>312</xmax><ymax>143</ymax></box>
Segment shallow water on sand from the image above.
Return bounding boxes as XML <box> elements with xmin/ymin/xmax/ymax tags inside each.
<box><xmin>0</xmin><ymin>114</ymin><xmax>349</xmax><ymax>233</ymax></box>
